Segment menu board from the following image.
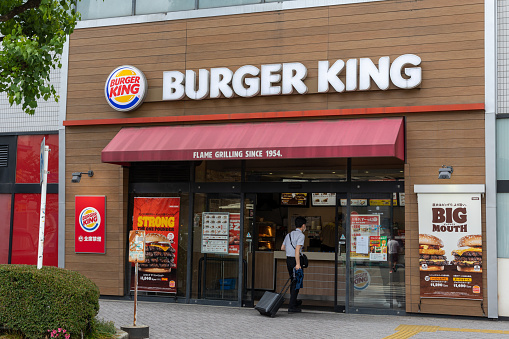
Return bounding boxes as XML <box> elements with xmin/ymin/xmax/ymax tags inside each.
<box><xmin>312</xmin><ymin>193</ymin><xmax>336</xmax><ymax>206</ymax></box>
<box><xmin>418</xmin><ymin>193</ymin><xmax>482</xmax><ymax>300</ymax></box>
<box><xmin>350</xmin><ymin>214</ymin><xmax>380</xmax><ymax>260</ymax></box>
<box><xmin>281</xmin><ymin>193</ymin><xmax>307</xmax><ymax>206</ymax></box>
<box><xmin>202</xmin><ymin>212</ymin><xmax>230</xmax><ymax>254</ymax></box>
<box><xmin>340</xmin><ymin>199</ymin><xmax>368</xmax><ymax>207</ymax></box>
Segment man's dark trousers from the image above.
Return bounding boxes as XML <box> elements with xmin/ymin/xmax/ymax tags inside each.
<box><xmin>286</xmin><ymin>256</ymin><xmax>299</xmax><ymax>309</ymax></box>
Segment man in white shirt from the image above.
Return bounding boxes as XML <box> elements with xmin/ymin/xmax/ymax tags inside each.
<box><xmin>281</xmin><ymin>216</ymin><xmax>306</xmax><ymax>313</ymax></box>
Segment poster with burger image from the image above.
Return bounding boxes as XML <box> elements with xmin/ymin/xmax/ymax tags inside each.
<box><xmin>131</xmin><ymin>197</ymin><xmax>180</xmax><ymax>293</ymax></box>
<box><xmin>417</xmin><ymin>193</ymin><xmax>482</xmax><ymax>300</ymax></box>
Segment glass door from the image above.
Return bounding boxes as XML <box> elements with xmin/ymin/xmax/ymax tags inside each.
<box><xmin>347</xmin><ymin>192</ymin><xmax>405</xmax><ymax>311</ymax></box>
<box><xmin>192</xmin><ymin>193</ymin><xmax>241</xmax><ymax>302</ymax></box>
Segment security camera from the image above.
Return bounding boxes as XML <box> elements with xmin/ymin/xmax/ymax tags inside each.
<box><xmin>438</xmin><ymin>166</ymin><xmax>453</xmax><ymax>179</ymax></box>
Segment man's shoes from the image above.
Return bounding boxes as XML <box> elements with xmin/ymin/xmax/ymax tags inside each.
<box><xmin>288</xmin><ymin>308</ymin><xmax>302</xmax><ymax>313</ymax></box>
<box><xmin>296</xmin><ymin>300</ymin><xmax>302</xmax><ymax>306</ymax></box>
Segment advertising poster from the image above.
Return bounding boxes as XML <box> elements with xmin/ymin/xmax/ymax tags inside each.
<box><xmin>131</xmin><ymin>197</ymin><xmax>180</xmax><ymax>293</ymax></box>
<box><xmin>369</xmin><ymin>236</ymin><xmax>387</xmax><ymax>261</ymax></box>
<box><xmin>350</xmin><ymin>214</ymin><xmax>380</xmax><ymax>260</ymax></box>
<box><xmin>228</xmin><ymin>213</ymin><xmax>240</xmax><ymax>255</ymax></box>
<box><xmin>418</xmin><ymin>193</ymin><xmax>482</xmax><ymax>300</ymax></box>
<box><xmin>129</xmin><ymin>230</ymin><xmax>146</xmax><ymax>263</ymax></box>
<box><xmin>75</xmin><ymin>196</ymin><xmax>106</xmax><ymax>254</ymax></box>
<box><xmin>202</xmin><ymin>212</ymin><xmax>229</xmax><ymax>254</ymax></box>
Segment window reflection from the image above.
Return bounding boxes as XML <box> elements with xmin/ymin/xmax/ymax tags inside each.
<box><xmin>135</xmin><ymin>0</ymin><xmax>194</xmax><ymax>15</ymax></box>
<box><xmin>77</xmin><ymin>0</ymin><xmax>132</xmax><ymax>20</ymax></box>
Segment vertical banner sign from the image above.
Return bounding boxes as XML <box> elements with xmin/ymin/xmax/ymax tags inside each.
<box><xmin>131</xmin><ymin>197</ymin><xmax>180</xmax><ymax>293</ymax></box>
<box><xmin>228</xmin><ymin>213</ymin><xmax>240</xmax><ymax>255</ymax></box>
<box><xmin>350</xmin><ymin>214</ymin><xmax>380</xmax><ymax>260</ymax></box>
<box><xmin>418</xmin><ymin>193</ymin><xmax>482</xmax><ymax>300</ymax></box>
<box><xmin>75</xmin><ymin>196</ymin><xmax>106</xmax><ymax>253</ymax></box>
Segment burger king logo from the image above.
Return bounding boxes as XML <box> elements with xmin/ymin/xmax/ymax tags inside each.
<box><xmin>105</xmin><ymin>65</ymin><xmax>147</xmax><ymax>112</ymax></box>
<box><xmin>353</xmin><ymin>268</ymin><xmax>370</xmax><ymax>290</ymax></box>
<box><xmin>79</xmin><ymin>207</ymin><xmax>101</xmax><ymax>233</ymax></box>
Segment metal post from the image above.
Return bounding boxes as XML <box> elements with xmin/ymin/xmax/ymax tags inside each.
<box><xmin>37</xmin><ymin>143</ymin><xmax>49</xmax><ymax>269</ymax></box>
<box><xmin>134</xmin><ymin>262</ymin><xmax>138</xmax><ymax>326</ymax></box>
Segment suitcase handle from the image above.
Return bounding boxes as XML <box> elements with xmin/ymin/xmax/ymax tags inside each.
<box><xmin>279</xmin><ymin>277</ymin><xmax>293</xmax><ymax>295</ymax></box>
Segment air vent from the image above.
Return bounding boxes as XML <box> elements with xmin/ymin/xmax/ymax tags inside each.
<box><xmin>0</xmin><ymin>145</ymin><xmax>7</xmax><ymax>167</ymax></box>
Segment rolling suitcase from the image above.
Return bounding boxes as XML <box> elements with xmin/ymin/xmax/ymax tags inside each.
<box><xmin>254</xmin><ymin>277</ymin><xmax>292</xmax><ymax>317</ymax></box>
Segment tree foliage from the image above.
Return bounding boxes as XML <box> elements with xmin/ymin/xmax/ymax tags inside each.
<box><xmin>0</xmin><ymin>0</ymin><xmax>80</xmax><ymax>115</ymax></box>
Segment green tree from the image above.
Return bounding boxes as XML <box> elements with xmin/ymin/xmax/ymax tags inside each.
<box><xmin>0</xmin><ymin>0</ymin><xmax>79</xmax><ymax>115</ymax></box>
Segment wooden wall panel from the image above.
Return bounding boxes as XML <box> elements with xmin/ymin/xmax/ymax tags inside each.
<box><xmin>404</xmin><ymin>110</ymin><xmax>487</xmax><ymax>317</ymax></box>
<box><xmin>66</xmin><ymin>0</ymin><xmax>484</xmax><ymax>122</ymax></box>
<box><xmin>65</xmin><ymin>125</ymin><xmax>127</xmax><ymax>295</ymax></box>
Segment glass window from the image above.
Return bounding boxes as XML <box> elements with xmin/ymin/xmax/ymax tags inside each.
<box><xmin>198</xmin><ymin>0</ymin><xmax>261</xmax><ymax>9</ymax></box>
<box><xmin>77</xmin><ymin>0</ymin><xmax>132</xmax><ymax>20</ymax></box>
<box><xmin>135</xmin><ymin>0</ymin><xmax>195</xmax><ymax>15</ymax></box>
<box><xmin>16</xmin><ymin>134</ymin><xmax>59</xmax><ymax>184</ymax></box>
<box><xmin>129</xmin><ymin>162</ymin><xmax>191</xmax><ymax>183</ymax></box>
<box><xmin>497</xmin><ymin>119</ymin><xmax>509</xmax><ymax>180</ymax></box>
<box><xmin>192</xmin><ymin>193</ymin><xmax>241</xmax><ymax>301</ymax></box>
<box><xmin>351</xmin><ymin>158</ymin><xmax>404</xmax><ymax>181</ymax></box>
<box><xmin>11</xmin><ymin>194</ymin><xmax>58</xmax><ymax>266</ymax></box>
<box><xmin>245</xmin><ymin>158</ymin><xmax>347</xmax><ymax>182</ymax></box>
<box><xmin>195</xmin><ymin>160</ymin><xmax>241</xmax><ymax>182</ymax></box>
<box><xmin>0</xmin><ymin>194</ymin><xmax>11</xmax><ymax>264</ymax></box>
<box><xmin>498</xmin><ymin>193</ymin><xmax>509</xmax><ymax>258</ymax></box>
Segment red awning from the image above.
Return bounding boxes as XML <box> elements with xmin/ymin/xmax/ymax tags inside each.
<box><xmin>101</xmin><ymin>118</ymin><xmax>404</xmax><ymax>164</ymax></box>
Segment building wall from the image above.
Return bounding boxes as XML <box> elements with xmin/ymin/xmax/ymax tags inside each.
<box><xmin>65</xmin><ymin>0</ymin><xmax>487</xmax><ymax>315</ymax></box>
<box><xmin>0</xmin><ymin>67</ymin><xmax>61</xmax><ymax>133</ymax></box>
<box><xmin>498</xmin><ymin>0</ymin><xmax>509</xmax><ymax>317</ymax></box>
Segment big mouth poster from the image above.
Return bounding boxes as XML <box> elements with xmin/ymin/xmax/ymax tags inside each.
<box><xmin>417</xmin><ymin>193</ymin><xmax>482</xmax><ymax>300</ymax></box>
<box><xmin>130</xmin><ymin>197</ymin><xmax>180</xmax><ymax>293</ymax></box>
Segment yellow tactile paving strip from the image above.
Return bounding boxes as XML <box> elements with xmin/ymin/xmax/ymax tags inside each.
<box><xmin>383</xmin><ymin>324</ymin><xmax>509</xmax><ymax>338</ymax></box>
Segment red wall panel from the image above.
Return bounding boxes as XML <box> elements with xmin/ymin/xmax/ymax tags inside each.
<box><xmin>16</xmin><ymin>134</ymin><xmax>59</xmax><ymax>183</ymax></box>
<box><xmin>0</xmin><ymin>194</ymin><xmax>11</xmax><ymax>264</ymax></box>
<box><xmin>11</xmin><ymin>194</ymin><xmax>58</xmax><ymax>266</ymax></box>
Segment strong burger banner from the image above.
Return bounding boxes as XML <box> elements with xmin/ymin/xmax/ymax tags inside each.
<box><xmin>131</xmin><ymin>197</ymin><xmax>180</xmax><ymax>293</ymax></box>
<box><xmin>417</xmin><ymin>193</ymin><xmax>482</xmax><ymax>300</ymax></box>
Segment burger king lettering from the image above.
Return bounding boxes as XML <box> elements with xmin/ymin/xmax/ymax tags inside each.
<box><xmin>162</xmin><ymin>54</ymin><xmax>421</xmax><ymax>101</ymax></box>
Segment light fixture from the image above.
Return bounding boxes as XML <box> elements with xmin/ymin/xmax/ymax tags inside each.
<box><xmin>72</xmin><ymin>170</ymin><xmax>94</xmax><ymax>183</ymax></box>
<box><xmin>438</xmin><ymin>166</ymin><xmax>453</xmax><ymax>179</ymax></box>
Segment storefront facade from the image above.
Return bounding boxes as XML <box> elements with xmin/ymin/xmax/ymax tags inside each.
<box><xmin>64</xmin><ymin>0</ymin><xmax>492</xmax><ymax>317</ymax></box>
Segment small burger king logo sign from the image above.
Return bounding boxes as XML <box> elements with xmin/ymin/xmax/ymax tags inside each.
<box><xmin>79</xmin><ymin>207</ymin><xmax>101</xmax><ymax>233</ymax></box>
<box><xmin>105</xmin><ymin>65</ymin><xmax>147</xmax><ymax>112</ymax></box>
<box><xmin>353</xmin><ymin>268</ymin><xmax>371</xmax><ymax>290</ymax></box>
<box><xmin>75</xmin><ymin>196</ymin><xmax>106</xmax><ymax>254</ymax></box>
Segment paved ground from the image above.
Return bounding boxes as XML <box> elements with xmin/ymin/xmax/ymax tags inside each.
<box><xmin>98</xmin><ymin>299</ymin><xmax>509</xmax><ymax>339</ymax></box>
